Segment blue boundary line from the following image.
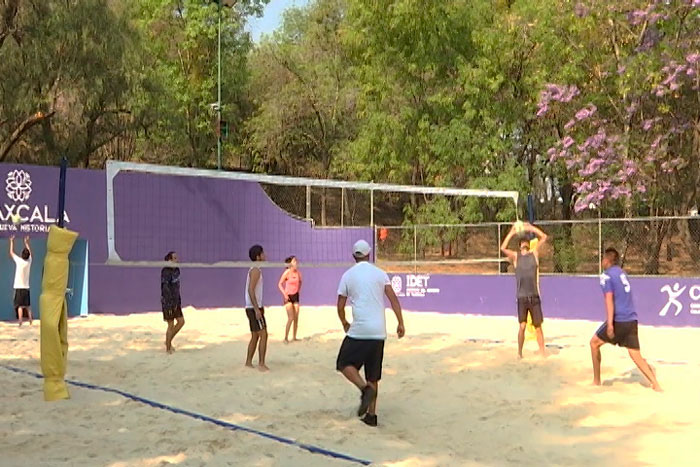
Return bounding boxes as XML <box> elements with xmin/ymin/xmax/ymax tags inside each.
<box><xmin>1</xmin><ymin>365</ymin><xmax>372</xmax><ymax>466</ymax></box>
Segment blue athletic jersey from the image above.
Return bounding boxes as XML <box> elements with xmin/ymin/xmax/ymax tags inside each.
<box><xmin>599</xmin><ymin>265</ymin><xmax>637</xmax><ymax>322</ymax></box>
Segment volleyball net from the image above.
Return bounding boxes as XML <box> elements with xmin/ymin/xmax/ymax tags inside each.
<box><xmin>105</xmin><ymin>161</ymin><xmax>519</xmax><ymax>269</ymax></box>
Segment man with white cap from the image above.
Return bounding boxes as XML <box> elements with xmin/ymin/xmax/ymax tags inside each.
<box><xmin>336</xmin><ymin>239</ymin><xmax>405</xmax><ymax>427</ymax></box>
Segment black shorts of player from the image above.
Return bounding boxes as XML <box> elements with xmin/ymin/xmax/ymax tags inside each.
<box><xmin>517</xmin><ymin>295</ymin><xmax>543</xmax><ymax>326</ymax></box>
<box><xmin>245</xmin><ymin>307</ymin><xmax>267</xmax><ymax>332</ymax></box>
<box><xmin>162</xmin><ymin>301</ymin><xmax>183</xmax><ymax>322</ymax></box>
<box><xmin>336</xmin><ymin>336</ymin><xmax>385</xmax><ymax>382</ymax></box>
<box><xmin>285</xmin><ymin>293</ymin><xmax>300</xmax><ymax>304</ymax></box>
<box><xmin>596</xmin><ymin>320</ymin><xmax>640</xmax><ymax>350</ymax></box>
<box><xmin>14</xmin><ymin>289</ymin><xmax>30</xmax><ymax>318</ymax></box>
<box><xmin>14</xmin><ymin>289</ymin><xmax>30</xmax><ymax>308</ymax></box>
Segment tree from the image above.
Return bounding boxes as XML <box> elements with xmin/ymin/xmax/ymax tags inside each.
<box><xmin>0</xmin><ymin>0</ymin><xmax>135</xmax><ymax>167</ymax></box>
<box><xmin>537</xmin><ymin>0</ymin><xmax>700</xmax><ymax>272</ymax></box>
<box><xmin>245</xmin><ymin>0</ymin><xmax>357</xmax><ymax>225</ymax></box>
<box><xmin>132</xmin><ymin>0</ymin><xmax>266</xmax><ymax>168</ymax></box>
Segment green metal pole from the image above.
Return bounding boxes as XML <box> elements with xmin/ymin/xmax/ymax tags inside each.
<box><xmin>217</xmin><ymin>0</ymin><xmax>222</xmax><ymax>170</ymax></box>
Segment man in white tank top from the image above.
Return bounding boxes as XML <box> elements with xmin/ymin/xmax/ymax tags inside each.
<box><xmin>336</xmin><ymin>240</ymin><xmax>405</xmax><ymax>427</ymax></box>
<box><xmin>244</xmin><ymin>245</ymin><xmax>269</xmax><ymax>371</ymax></box>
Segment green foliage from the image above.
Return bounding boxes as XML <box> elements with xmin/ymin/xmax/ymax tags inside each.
<box><xmin>2</xmin><ymin>0</ymin><xmax>698</xmax><ymax>230</ymax></box>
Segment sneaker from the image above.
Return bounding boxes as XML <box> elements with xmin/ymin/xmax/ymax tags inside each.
<box><xmin>361</xmin><ymin>413</ymin><xmax>378</xmax><ymax>427</ymax></box>
<box><xmin>357</xmin><ymin>385</ymin><xmax>376</xmax><ymax>416</ymax></box>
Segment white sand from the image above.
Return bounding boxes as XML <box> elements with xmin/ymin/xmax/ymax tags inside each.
<box><xmin>1</xmin><ymin>307</ymin><xmax>699</xmax><ymax>467</ymax></box>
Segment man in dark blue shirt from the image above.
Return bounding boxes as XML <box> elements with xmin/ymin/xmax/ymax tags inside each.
<box><xmin>590</xmin><ymin>248</ymin><xmax>661</xmax><ymax>391</ymax></box>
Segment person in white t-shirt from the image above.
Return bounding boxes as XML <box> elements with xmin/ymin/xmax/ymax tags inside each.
<box><xmin>336</xmin><ymin>239</ymin><xmax>405</xmax><ymax>427</ymax></box>
<box><xmin>9</xmin><ymin>236</ymin><xmax>32</xmax><ymax>326</ymax></box>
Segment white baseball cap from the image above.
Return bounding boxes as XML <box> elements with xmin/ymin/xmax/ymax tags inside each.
<box><xmin>352</xmin><ymin>239</ymin><xmax>371</xmax><ymax>257</ymax></box>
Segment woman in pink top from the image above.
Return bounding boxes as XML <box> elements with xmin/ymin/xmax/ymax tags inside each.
<box><xmin>278</xmin><ymin>255</ymin><xmax>302</xmax><ymax>343</ymax></box>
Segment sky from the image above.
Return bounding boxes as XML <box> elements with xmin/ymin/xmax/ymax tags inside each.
<box><xmin>247</xmin><ymin>0</ymin><xmax>310</xmax><ymax>42</ymax></box>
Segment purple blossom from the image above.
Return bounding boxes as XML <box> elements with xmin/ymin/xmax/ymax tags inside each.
<box><xmin>642</xmin><ymin>119</ymin><xmax>655</xmax><ymax>131</ymax></box>
<box><xmin>687</xmin><ymin>53</ymin><xmax>700</xmax><ymax>65</ymax></box>
<box><xmin>687</xmin><ymin>68</ymin><xmax>696</xmax><ymax>77</ymax></box>
<box><xmin>650</xmin><ymin>135</ymin><xmax>663</xmax><ymax>150</ymax></box>
<box><xmin>574</xmin><ymin>3</ymin><xmax>589</xmax><ymax>17</ymax></box>
<box><xmin>536</xmin><ymin>104</ymin><xmax>548</xmax><ymax>117</ymax></box>
<box><xmin>575</xmin><ymin>104</ymin><xmax>597</xmax><ymax>121</ymax></box>
<box><xmin>547</xmin><ymin>147</ymin><xmax>557</xmax><ymax>157</ymax></box>
<box><xmin>579</xmin><ymin>158</ymin><xmax>606</xmax><ymax>176</ymax></box>
<box><xmin>562</xmin><ymin>136</ymin><xmax>575</xmax><ymax>149</ymax></box>
<box><xmin>617</xmin><ymin>65</ymin><xmax>626</xmax><ymax>75</ymax></box>
<box><xmin>586</xmin><ymin>130</ymin><xmax>606</xmax><ymax>149</ymax></box>
<box><xmin>648</xmin><ymin>13</ymin><xmax>663</xmax><ymax>25</ymax></box>
<box><xmin>628</xmin><ymin>10</ymin><xmax>647</xmax><ymax>26</ymax></box>
<box><xmin>564</xmin><ymin>119</ymin><xmax>576</xmax><ymax>131</ymax></box>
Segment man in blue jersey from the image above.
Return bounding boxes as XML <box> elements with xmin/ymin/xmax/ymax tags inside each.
<box><xmin>590</xmin><ymin>248</ymin><xmax>661</xmax><ymax>391</ymax></box>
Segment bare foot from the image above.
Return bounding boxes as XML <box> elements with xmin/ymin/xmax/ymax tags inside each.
<box><xmin>518</xmin><ymin>353</ymin><xmax>523</xmax><ymax>360</ymax></box>
<box><xmin>592</xmin><ymin>380</ymin><xmax>601</xmax><ymax>386</ymax></box>
<box><xmin>245</xmin><ymin>362</ymin><xmax>255</xmax><ymax>369</ymax></box>
<box><xmin>258</xmin><ymin>364</ymin><xmax>270</xmax><ymax>372</ymax></box>
<box><xmin>284</xmin><ymin>339</ymin><xmax>289</xmax><ymax>344</ymax></box>
<box><xmin>167</xmin><ymin>348</ymin><xmax>174</xmax><ymax>355</ymax></box>
<box><xmin>648</xmin><ymin>365</ymin><xmax>662</xmax><ymax>391</ymax></box>
<box><xmin>293</xmin><ymin>338</ymin><xmax>301</xmax><ymax>342</ymax></box>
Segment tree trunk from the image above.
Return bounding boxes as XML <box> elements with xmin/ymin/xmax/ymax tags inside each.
<box><xmin>0</xmin><ymin>111</ymin><xmax>55</xmax><ymax>161</ymax></box>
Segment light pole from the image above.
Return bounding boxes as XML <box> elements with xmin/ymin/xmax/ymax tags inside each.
<box><xmin>215</xmin><ymin>0</ymin><xmax>236</xmax><ymax>170</ymax></box>
<box><xmin>217</xmin><ymin>0</ymin><xmax>222</xmax><ymax>170</ymax></box>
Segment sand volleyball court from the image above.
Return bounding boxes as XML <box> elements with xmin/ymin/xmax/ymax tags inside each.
<box><xmin>2</xmin><ymin>307</ymin><xmax>699</xmax><ymax>466</ymax></box>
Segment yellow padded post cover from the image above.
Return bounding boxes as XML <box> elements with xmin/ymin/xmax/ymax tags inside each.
<box><xmin>40</xmin><ymin>225</ymin><xmax>79</xmax><ymax>401</ymax></box>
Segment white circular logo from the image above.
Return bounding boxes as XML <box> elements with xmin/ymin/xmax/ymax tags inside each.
<box><xmin>6</xmin><ymin>170</ymin><xmax>32</xmax><ymax>202</ymax></box>
<box><xmin>391</xmin><ymin>275</ymin><xmax>402</xmax><ymax>294</ymax></box>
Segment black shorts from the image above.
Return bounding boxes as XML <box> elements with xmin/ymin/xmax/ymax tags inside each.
<box><xmin>14</xmin><ymin>289</ymin><xmax>30</xmax><ymax>308</ymax></box>
<box><xmin>285</xmin><ymin>293</ymin><xmax>300</xmax><ymax>304</ymax></box>
<box><xmin>246</xmin><ymin>307</ymin><xmax>267</xmax><ymax>332</ymax></box>
<box><xmin>336</xmin><ymin>336</ymin><xmax>385</xmax><ymax>382</ymax></box>
<box><xmin>517</xmin><ymin>296</ymin><xmax>543</xmax><ymax>326</ymax></box>
<box><xmin>162</xmin><ymin>304</ymin><xmax>183</xmax><ymax>322</ymax></box>
<box><xmin>596</xmin><ymin>320</ymin><xmax>640</xmax><ymax>350</ymax></box>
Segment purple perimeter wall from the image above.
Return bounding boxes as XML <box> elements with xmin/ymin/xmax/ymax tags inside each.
<box><xmin>1</xmin><ymin>163</ymin><xmax>698</xmax><ymax>327</ymax></box>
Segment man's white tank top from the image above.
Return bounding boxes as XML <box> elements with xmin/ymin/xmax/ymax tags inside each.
<box><xmin>245</xmin><ymin>267</ymin><xmax>263</xmax><ymax>308</ymax></box>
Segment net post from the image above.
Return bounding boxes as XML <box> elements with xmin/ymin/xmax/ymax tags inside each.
<box><xmin>497</xmin><ymin>223</ymin><xmax>502</xmax><ymax>275</ymax></box>
<box><xmin>413</xmin><ymin>225</ymin><xmax>418</xmax><ymax>273</ymax></box>
<box><xmin>341</xmin><ymin>187</ymin><xmax>345</xmax><ymax>227</ymax></box>
<box><xmin>598</xmin><ymin>209</ymin><xmax>602</xmax><ymax>274</ymax></box>
<box><xmin>57</xmin><ymin>157</ymin><xmax>68</xmax><ymax>228</ymax></box>
<box><xmin>370</xmin><ymin>185</ymin><xmax>374</xmax><ymax>227</ymax></box>
<box><xmin>305</xmin><ymin>185</ymin><xmax>311</xmax><ymax>221</ymax></box>
<box><xmin>372</xmin><ymin>225</ymin><xmax>378</xmax><ymax>264</ymax></box>
<box><xmin>105</xmin><ymin>161</ymin><xmax>121</xmax><ymax>261</ymax></box>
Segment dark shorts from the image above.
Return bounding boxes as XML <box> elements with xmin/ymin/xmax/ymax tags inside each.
<box><xmin>162</xmin><ymin>303</ymin><xmax>183</xmax><ymax>322</ymax></box>
<box><xmin>246</xmin><ymin>307</ymin><xmax>267</xmax><ymax>332</ymax></box>
<box><xmin>14</xmin><ymin>289</ymin><xmax>30</xmax><ymax>308</ymax></box>
<box><xmin>336</xmin><ymin>336</ymin><xmax>385</xmax><ymax>382</ymax></box>
<box><xmin>596</xmin><ymin>320</ymin><xmax>640</xmax><ymax>350</ymax></box>
<box><xmin>517</xmin><ymin>296</ymin><xmax>543</xmax><ymax>326</ymax></box>
<box><xmin>285</xmin><ymin>293</ymin><xmax>300</xmax><ymax>304</ymax></box>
